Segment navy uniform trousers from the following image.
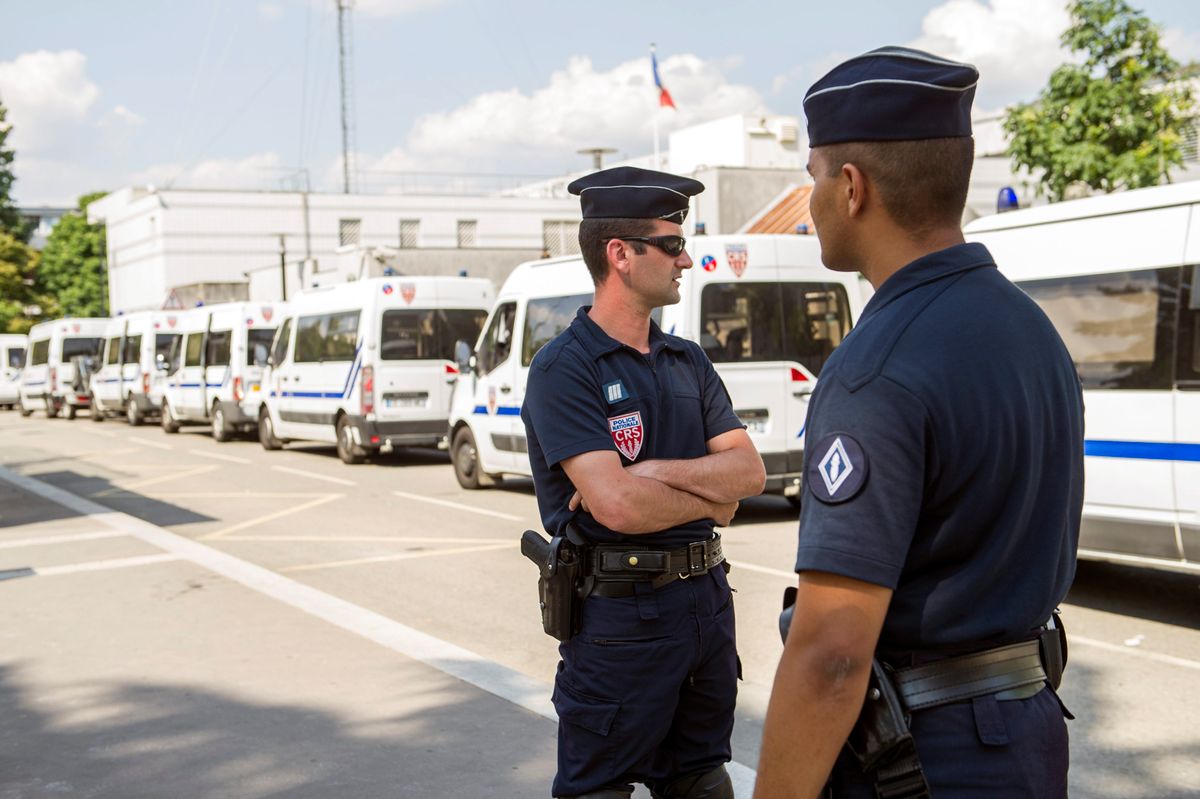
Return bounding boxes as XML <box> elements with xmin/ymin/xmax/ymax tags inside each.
<box><xmin>830</xmin><ymin>686</ymin><xmax>1070</xmax><ymax>797</ymax></box>
<box><xmin>551</xmin><ymin>567</ymin><xmax>737</xmax><ymax>797</ymax></box>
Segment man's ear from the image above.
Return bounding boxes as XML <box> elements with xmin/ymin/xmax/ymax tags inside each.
<box><xmin>606</xmin><ymin>238</ymin><xmax>633</xmax><ymax>279</ymax></box>
<box><xmin>843</xmin><ymin>163</ymin><xmax>868</xmax><ymax>219</ymax></box>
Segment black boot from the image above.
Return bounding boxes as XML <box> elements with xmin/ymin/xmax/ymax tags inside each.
<box><xmin>650</xmin><ymin>765</ymin><xmax>734</xmax><ymax>798</ymax></box>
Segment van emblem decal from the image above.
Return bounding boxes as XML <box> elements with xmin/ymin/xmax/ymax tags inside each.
<box><xmin>167</xmin><ymin>316</ymin><xmax>177</xmax><ymax>328</ymax></box>
<box><xmin>725</xmin><ymin>244</ymin><xmax>748</xmax><ymax>278</ymax></box>
<box><xmin>487</xmin><ymin>386</ymin><xmax>498</xmax><ymax>415</ymax></box>
<box><xmin>400</xmin><ymin>282</ymin><xmax>416</xmax><ymax>304</ymax></box>
<box><xmin>701</xmin><ymin>254</ymin><xmax>717</xmax><ymax>272</ymax></box>
<box><xmin>608</xmin><ymin>411</ymin><xmax>644</xmax><ymax>461</ymax></box>
<box><xmin>603</xmin><ymin>380</ymin><xmax>628</xmax><ymax>404</ymax></box>
<box><xmin>382</xmin><ymin>283</ymin><xmax>394</xmax><ymax>295</ymax></box>
<box><xmin>261</xmin><ymin>306</ymin><xmax>274</xmax><ymax>322</ymax></box>
<box><xmin>71</xmin><ymin>323</ymin><xmax>81</xmax><ymax>333</ymax></box>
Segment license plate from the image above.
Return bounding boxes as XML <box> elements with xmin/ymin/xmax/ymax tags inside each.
<box><xmin>743</xmin><ymin>419</ymin><xmax>767</xmax><ymax>434</ymax></box>
<box><xmin>384</xmin><ymin>397</ymin><xmax>425</xmax><ymax>408</ymax></box>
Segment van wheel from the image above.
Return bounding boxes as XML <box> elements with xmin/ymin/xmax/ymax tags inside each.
<box><xmin>19</xmin><ymin>399</ymin><xmax>32</xmax><ymax>418</ymax></box>
<box><xmin>126</xmin><ymin>395</ymin><xmax>143</xmax><ymax>426</ymax></box>
<box><xmin>65</xmin><ymin>403</ymin><xmax>77</xmax><ymax>420</ymax></box>
<box><xmin>91</xmin><ymin>396</ymin><xmax>105</xmax><ymax>422</ymax></box>
<box><xmin>161</xmin><ymin>401</ymin><xmax>180</xmax><ymax>433</ymax></box>
<box><xmin>211</xmin><ymin>403</ymin><xmax>231</xmax><ymax>442</ymax></box>
<box><xmin>258</xmin><ymin>409</ymin><xmax>283</xmax><ymax>450</ymax></box>
<box><xmin>452</xmin><ymin>427</ymin><xmax>485</xmax><ymax>489</ymax></box>
<box><xmin>335</xmin><ymin>416</ymin><xmax>365</xmax><ymax>465</ymax></box>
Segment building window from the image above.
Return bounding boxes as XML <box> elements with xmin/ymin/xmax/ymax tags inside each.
<box><xmin>399</xmin><ymin>219</ymin><xmax>420</xmax><ymax>249</ymax></box>
<box><xmin>543</xmin><ymin>220</ymin><xmax>580</xmax><ymax>256</ymax></box>
<box><xmin>457</xmin><ymin>220</ymin><xmax>477</xmax><ymax>248</ymax></box>
<box><xmin>339</xmin><ymin>218</ymin><xmax>362</xmax><ymax>247</ymax></box>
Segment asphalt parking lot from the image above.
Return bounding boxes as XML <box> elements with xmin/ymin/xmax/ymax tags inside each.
<box><xmin>2</xmin><ymin>410</ymin><xmax>1199</xmax><ymax>798</ymax></box>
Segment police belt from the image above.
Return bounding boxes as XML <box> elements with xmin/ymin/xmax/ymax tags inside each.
<box><xmin>583</xmin><ymin>535</ymin><xmax>724</xmax><ymax>598</ymax></box>
<box><xmin>890</xmin><ymin>639</ymin><xmax>1048</xmax><ymax>711</ymax></box>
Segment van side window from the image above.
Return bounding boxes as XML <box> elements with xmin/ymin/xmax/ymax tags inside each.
<box><xmin>30</xmin><ymin>340</ymin><xmax>50</xmax><ymax>366</ymax></box>
<box><xmin>105</xmin><ymin>337</ymin><xmax>122</xmax><ymax>365</ymax></box>
<box><xmin>248</xmin><ymin>328</ymin><xmax>276</xmax><ymax>366</ymax></box>
<box><xmin>1018</xmin><ymin>268</ymin><xmax>1179</xmax><ymax>390</ymax></box>
<box><xmin>380</xmin><ymin>309</ymin><xmax>488</xmax><ymax>361</ymax></box>
<box><xmin>476</xmin><ymin>302</ymin><xmax>517</xmax><ymax>376</ymax></box>
<box><xmin>156</xmin><ymin>334</ymin><xmax>180</xmax><ymax>369</ymax></box>
<box><xmin>523</xmin><ymin>293</ymin><xmax>591</xmax><ymax>366</ymax></box>
<box><xmin>123</xmin><ymin>335</ymin><xmax>142</xmax><ymax>363</ymax></box>
<box><xmin>271</xmin><ymin>318</ymin><xmax>293</xmax><ymax>366</ymax></box>
<box><xmin>206</xmin><ymin>330</ymin><xmax>232</xmax><ymax>367</ymax></box>
<box><xmin>1177</xmin><ymin>264</ymin><xmax>1200</xmax><ymax>388</ymax></box>
<box><xmin>184</xmin><ymin>334</ymin><xmax>204</xmax><ymax>367</ymax></box>
<box><xmin>699</xmin><ymin>282</ymin><xmax>851</xmax><ymax>376</ymax></box>
<box><xmin>62</xmin><ymin>338</ymin><xmax>102</xmax><ymax>359</ymax></box>
<box><xmin>295</xmin><ymin>311</ymin><xmax>360</xmax><ymax>363</ymax></box>
<box><xmin>7</xmin><ymin>347</ymin><xmax>24</xmax><ymax>369</ymax></box>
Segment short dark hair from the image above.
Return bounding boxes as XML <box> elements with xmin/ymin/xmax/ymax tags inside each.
<box><xmin>578</xmin><ymin>217</ymin><xmax>658</xmax><ymax>284</ymax></box>
<box><xmin>821</xmin><ymin>137</ymin><xmax>974</xmax><ymax>234</ymax></box>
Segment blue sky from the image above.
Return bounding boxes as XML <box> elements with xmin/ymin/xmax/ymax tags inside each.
<box><xmin>2</xmin><ymin>0</ymin><xmax>1199</xmax><ymax>205</ymax></box>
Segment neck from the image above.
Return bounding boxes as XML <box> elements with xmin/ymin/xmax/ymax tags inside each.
<box><xmin>860</xmin><ymin>226</ymin><xmax>966</xmax><ymax>290</ymax></box>
<box><xmin>589</xmin><ymin>288</ymin><xmax>652</xmax><ymax>353</ymax></box>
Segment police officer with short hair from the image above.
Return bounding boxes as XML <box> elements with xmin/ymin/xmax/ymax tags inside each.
<box><xmin>521</xmin><ymin>166</ymin><xmax>767</xmax><ymax>798</ymax></box>
<box><xmin>755</xmin><ymin>47</ymin><xmax>1083</xmax><ymax>798</ymax></box>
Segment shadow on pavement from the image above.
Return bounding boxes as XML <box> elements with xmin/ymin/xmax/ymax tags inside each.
<box><xmin>0</xmin><ymin>661</ymin><xmax>552</xmax><ymax>799</ymax></box>
<box><xmin>1067</xmin><ymin>560</ymin><xmax>1200</xmax><ymax>631</ymax></box>
<box><xmin>1</xmin><ymin>470</ymin><xmax>215</xmax><ymax>530</ymax></box>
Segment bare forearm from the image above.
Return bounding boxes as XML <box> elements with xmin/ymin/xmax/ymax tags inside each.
<box><xmin>636</xmin><ymin>448</ymin><xmax>765</xmax><ymax>503</ymax></box>
<box><xmin>598</xmin><ymin>474</ymin><xmax>730</xmax><ymax>534</ymax></box>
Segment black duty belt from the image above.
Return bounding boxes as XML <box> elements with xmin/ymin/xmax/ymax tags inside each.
<box><xmin>890</xmin><ymin>639</ymin><xmax>1048</xmax><ymax>711</ymax></box>
<box><xmin>585</xmin><ymin>535</ymin><xmax>725</xmax><ymax>598</ymax></box>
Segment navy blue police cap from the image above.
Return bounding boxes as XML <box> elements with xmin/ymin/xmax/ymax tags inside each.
<box><xmin>803</xmin><ymin>46</ymin><xmax>978</xmax><ymax>147</ymax></box>
<box><xmin>567</xmin><ymin>166</ymin><xmax>704</xmax><ymax>224</ymax></box>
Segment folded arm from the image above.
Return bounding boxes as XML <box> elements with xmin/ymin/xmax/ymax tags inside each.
<box><xmin>626</xmin><ymin>427</ymin><xmax>766</xmax><ymax>503</ymax></box>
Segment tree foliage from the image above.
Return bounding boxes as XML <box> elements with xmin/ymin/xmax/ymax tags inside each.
<box><xmin>1003</xmin><ymin>0</ymin><xmax>1195</xmax><ymax>202</ymax></box>
<box><xmin>37</xmin><ymin>191</ymin><xmax>109</xmax><ymax>318</ymax></box>
<box><xmin>0</xmin><ymin>96</ymin><xmax>26</xmax><ymax>241</ymax></box>
<box><xmin>0</xmin><ymin>232</ymin><xmax>50</xmax><ymax>333</ymax></box>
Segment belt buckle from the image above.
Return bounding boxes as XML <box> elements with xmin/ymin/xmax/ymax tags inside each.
<box><xmin>679</xmin><ymin>541</ymin><xmax>707</xmax><ymax>579</ymax></box>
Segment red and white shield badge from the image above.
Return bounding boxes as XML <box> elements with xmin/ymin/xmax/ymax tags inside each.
<box><xmin>167</xmin><ymin>316</ymin><xmax>177</xmax><ymax>329</ymax></box>
<box><xmin>608</xmin><ymin>411</ymin><xmax>644</xmax><ymax>461</ymax></box>
<box><xmin>487</xmin><ymin>386</ymin><xmax>498</xmax><ymax>415</ymax></box>
<box><xmin>725</xmin><ymin>244</ymin><xmax>748</xmax><ymax>278</ymax></box>
<box><xmin>261</xmin><ymin>306</ymin><xmax>274</xmax><ymax>322</ymax></box>
<box><xmin>400</xmin><ymin>282</ymin><xmax>416</xmax><ymax>304</ymax></box>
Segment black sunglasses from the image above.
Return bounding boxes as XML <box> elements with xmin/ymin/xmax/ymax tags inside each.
<box><xmin>606</xmin><ymin>235</ymin><xmax>688</xmax><ymax>257</ymax></box>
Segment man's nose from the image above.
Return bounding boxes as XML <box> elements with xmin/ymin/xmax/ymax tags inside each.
<box><xmin>678</xmin><ymin>250</ymin><xmax>694</xmax><ymax>269</ymax></box>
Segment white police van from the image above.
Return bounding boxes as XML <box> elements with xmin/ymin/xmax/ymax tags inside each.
<box><xmin>18</xmin><ymin>318</ymin><xmax>107</xmax><ymax>419</ymax></box>
<box><xmin>966</xmin><ymin>181</ymin><xmax>1200</xmax><ymax>574</ymax></box>
<box><xmin>0</xmin><ymin>334</ymin><xmax>27</xmax><ymax>410</ymax></box>
<box><xmin>91</xmin><ymin>311</ymin><xmax>184</xmax><ymax>425</ymax></box>
<box><xmin>159</xmin><ymin>302</ymin><xmax>283</xmax><ymax>439</ymax></box>
<box><xmin>259</xmin><ymin>276</ymin><xmax>492</xmax><ymax>463</ymax></box>
<box><xmin>447</xmin><ymin>235</ymin><xmax>865</xmax><ymax>496</ymax></box>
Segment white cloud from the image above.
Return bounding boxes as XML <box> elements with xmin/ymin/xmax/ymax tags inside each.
<box><xmin>0</xmin><ymin>50</ymin><xmax>100</xmax><ymax>153</ymax></box>
<box><xmin>258</xmin><ymin>2</ymin><xmax>285</xmax><ymax>19</ymax></box>
<box><xmin>133</xmin><ymin>151</ymin><xmax>286</xmax><ymax>190</ymax></box>
<box><xmin>909</xmin><ymin>0</ymin><xmax>1072</xmax><ymax>107</ymax></box>
<box><xmin>1163</xmin><ymin>27</ymin><xmax>1200</xmax><ymax>64</ymax></box>
<box><xmin>99</xmin><ymin>105</ymin><xmax>144</xmax><ymax>129</ymax></box>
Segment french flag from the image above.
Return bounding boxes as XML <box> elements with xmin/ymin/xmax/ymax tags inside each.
<box><xmin>652</xmin><ymin>48</ymin><xmax>676</xmax><ymax>110</ymax></box>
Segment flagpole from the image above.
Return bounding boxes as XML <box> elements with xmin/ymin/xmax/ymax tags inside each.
<box><xmin>651</xmin><ymin>43</ymin><xmax>660</xmax><ymax>169</ymax></box>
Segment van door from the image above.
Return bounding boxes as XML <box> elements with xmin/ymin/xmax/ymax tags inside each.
<box><xmin>122</xmin><ymin>331</ymin><xmax>142</xmax><ymax>404</ymax></box>
<box><xmin>204</xmin><ymin>329</ymin><xmax>232</xmax><ymax>419</ymax></box>
<box><xmin>286</xmin><ymin>310</ymin><xmax>360</xmax><ymax>440</ymax></box>
<box><xmin>471</xmin><ymin>301</ymin><xmax>520</xmax><ymax>474</ymax></box>
<box><xmin>179</xmin><ymin>332</ymin><xmax>206</xmax><ymax>418</ymax></box>
<box><xmin>1176</xmin><ymin>264</ymin><xmax>1200</xmax><ymax>563</ymax></box>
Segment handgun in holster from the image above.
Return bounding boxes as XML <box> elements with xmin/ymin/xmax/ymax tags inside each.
<box><xmin>521</xmin><ymin>528</ymin><xmax>585</xmax><ymax>642</ymax></box>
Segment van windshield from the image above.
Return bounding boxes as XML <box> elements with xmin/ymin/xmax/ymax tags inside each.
<box><xmin>7</xmin><ymin>347</ymin><xmax>24</xmax><ymax>369</ymax></box>
<box><xmin>155</xmin><ymin>334</ymin><xmax>180</xmax><ymax>369</ymax></box>
<box><xmin>522</xmin><ymin>293</ymin><xmax>592</xmax><ymax>366</ymax></box>
<box><xmin>30</xmin><ymin>340</ymin><xmax>49</xmax><ymax>365</ymax></box>
<box><xmin>380</xmin><ymin>309</ymin><xmax>488</xmax><ymax>361</ymax></box>
<box><xmin>248</xmin><ymin>328</ymin><xmax>276</xmax><ymax>366</ymax></box>
<box><xmin>699</xmin><ymin>282</ymin><xmax>850</xmax><ymax>376</ymax></box>
<box><xmin>63</xmin><ymin>337</ymin><xmax>103</xmax><ymax>360</ymax></box>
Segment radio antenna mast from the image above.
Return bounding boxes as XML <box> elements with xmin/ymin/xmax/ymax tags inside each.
<box><xmin>336</xmin><ymin>0</ymin><xmax>357</xmax><ymax>194</ymax></box>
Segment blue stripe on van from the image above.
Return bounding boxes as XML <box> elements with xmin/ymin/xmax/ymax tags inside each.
<box><xmin>472</xmin><ymin>405</ymin><xmax>521</xmax><ymax>416</ymax></box>
<box><xmin>1084</xmin><ymin>439</ymin><xmax>1200</xmax><ymax>462</ymax></box>
<box><xmin>276</xmin><ymin>344</ymin><xmax>363</xmax><ymax>401</ymax></box>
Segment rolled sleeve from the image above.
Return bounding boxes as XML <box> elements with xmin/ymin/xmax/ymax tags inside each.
<box><xmin>523</xmin><ymin>349</ymin><xmax>615</xmax><ymax>469</ymax></box>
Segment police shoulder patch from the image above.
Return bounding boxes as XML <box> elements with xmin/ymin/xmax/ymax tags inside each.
<box><xmin>806</xmin><ymin>432</ymin><xmax>869</xmax><ymax>504</ymax></box>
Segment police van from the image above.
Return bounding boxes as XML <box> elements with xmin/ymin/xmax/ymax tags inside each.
<box><xmin>159</xmin><ymin>302</ymin><xmax>283</xmax><ymax>440</ymax></box>
<box><xmin>18</xmin><ymin>318</ymin><xmax>107</xmax><ymax>418</ymax></box>
<box><xmin>91</xmin><ymin>311</ymin><xmax>185</xmax><ymax>425</ymax></box>
<box><xmin>966</xmin><ymin>181</ymin><xmax>1200</xmax><ymax>574</ymax></box>
<box><xmin>0</xmin><ymin>334</ymin><xmax>27</xmax><ymax>410</ymax></box>
<box><xmin>447</xmin><ymin>235</ymin><xmax>864</xmax><ymax>496</ymax></box>
<box><xmin>259</xmin><ymin>276</ymin><xmax>492</xmax><ymax>463</ymax></box>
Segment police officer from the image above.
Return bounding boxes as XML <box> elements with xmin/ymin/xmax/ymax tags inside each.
<box><xmin>521</xmin><ymin>166</ymin><xmax>767</xmax><ymax>799</ymax></box>
<box><xmin>755</xmin><ymin>47</ymin><xmax>1083</xmax><ymax>798</ymax></box>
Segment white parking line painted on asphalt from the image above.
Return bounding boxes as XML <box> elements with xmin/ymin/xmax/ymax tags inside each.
<box><xmin>189</xmin><ymin>449</ymin><xmax>253</xmax><ymax>464</ymax></box>
<box><xmin>128</xmin><ymin>437</ymin><xmax>174</xmax><ymax>451</ymax></box>
<box><xmin>281</xmin><ymin>542</ymin><xmax>518</xmax><ymax>574</ymax></box>
<box><xmin>220</xmin><ymin>535</ymin><xmax>518</xmax><ymax>544</ymax></box>
<box><xmin>35</xmin><ymin>553</ymin><xmax>181</xmax><ymax>577</ymax></box>
<box><xmin>726</xmin><ymin>559</ymin><xmax>798</xmax><ymax>581</ymax></box>
<box><xmin>96</xmin><ymin>464</ymin><xmax>220</xmax><ymax>494</ymax></box>
<box><xmin>0</xmin><ymin>530</ymin><xmax>129</xmax><ymax>550</ymax></box>
<box><xmin>0</xmin><ymin>465</ymin><xmax>759</xmax><ymax>795</ymax></box>
<box><xmin>271</xmin><ymin>465</ymin><xmax>358</xmax><ymax>486</ymax></box>
<box><xmin>199</xmin><ymin>493</ymin><xmax>344</xmax><ymax>540</ymax></box>
<box><xmin>391</xmin><ymin>490</ymin><xmax>524</xmax><ymax>522</ymax></box>
<box><xmin>1069</xmin><ymin>634</ymin><xmax>1200</xmax><ymax>672</ymax></box>
<box><xmin>77</xmin><ymin>428</ymin><xmax>118</xmax><ymax>439</ymax></box>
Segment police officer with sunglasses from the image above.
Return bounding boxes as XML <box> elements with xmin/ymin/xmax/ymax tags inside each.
<box><xmin>521</xmin><ymin>165</ymin><xmax>767</xmax><ymax>798</ymax></box>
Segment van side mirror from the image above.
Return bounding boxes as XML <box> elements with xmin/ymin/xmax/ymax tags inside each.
<box><xmin>454</xmin><ymin>339</ymin><xmax>473</xmax><ymax>375</ymax></box>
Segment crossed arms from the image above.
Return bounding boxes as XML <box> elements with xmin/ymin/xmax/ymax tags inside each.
<box><xmin>561</xmin><ymin>427</ymin><xmax>766</xmax><ymax>534</ymax></box>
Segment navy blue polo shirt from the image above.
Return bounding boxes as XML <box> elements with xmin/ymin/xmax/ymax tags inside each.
<box><xmin>795</xmin><ymin>243</ymin><xmax>1084</xmax><ymax>654</ymax></box>
<box><xmin>522</xmin><ymin>307</ymin><xmax>745</xmax><ymax>547</ymax></box>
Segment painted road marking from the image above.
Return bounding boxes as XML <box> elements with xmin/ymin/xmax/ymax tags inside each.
<box><xmin>0</xmin><ymin>530</ymin><xmax>129</xmax><ymax>550</ymax></box>
<box><xmin>128</xmin><ymin>436</ymin><xmax>174</xmax><ymax>450</ymax></box>
<box><xmin>391</xmin><ymin>490</ymin><xmax>524</xmax><ymax>522</ymax></box>
<box><xmin>1069</xmin><ymin>634</ymin><xmax>1200</xmax><ymax>672</ymax></box>
<box><xmin>96</xmin><ymin>464</ymin><xmax>220</xmax><ymax>495</ymax></box>
<box><xmin>220</xmin><ymin>535</ymin><xmax>517</xmax><ymax>544</ymax></box>
<box><xmin>36</xmin><ymin>553</ymin><xmax>181</xmax><ymax>577</ymax></box>
<box><xmin>77</xmin><ymin>428</ymin><xmax>118</xmax><ymax>439</ymax></box>
<box><xmin>199</xmin><ymin>493</ymin><xmax>344</xmax><ymax>540</ymax></box>
<box><xmin>0</xmin><ymin>463</ymin><xmax>758</xmax><ymax>794</ymax></box>
<box><xmin>727</xmin><ymin>559</ymin><xmax>798</xmax><ymax>580</ymax></box>
<box><xmin>281</xmin><ymin>542</ymin><xmax>517</xmax><ymax>573</ymax></box>
<box><xmin>189</xmin><ymin>448</ymin><xmax>253</xmax><ymax>464</ymax></box>
<box><xmin>272</xmin><ymin>465</ymin><xmax>358</xmax><ymax>486</ymax></box>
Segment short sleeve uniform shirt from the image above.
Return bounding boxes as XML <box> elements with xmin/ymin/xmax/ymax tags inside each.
<box><xmin>522</xmin><ymin>307</ymin><xmax>744</xmax><ymax>548</ymax></box>
<box><xmin>795</xmin><ymin>243</ymin><xmax>1084</xmax><ymax>654</ymax></box>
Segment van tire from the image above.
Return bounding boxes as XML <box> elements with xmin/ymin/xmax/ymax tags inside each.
<box><xmin>126</xmin><ymin>396</ymin><xmax>143</xmax><ymax>426</ymax></box>
<box><xmin>18</xmin><ymin>399</ymin><xmax>31</xmax><ymax>417</ymax></box>
<box><xmin>161</xmin><ymin>401</ymin><xmax>180</xmax><ymax>433</ymax></box>
<box><xmin>211</xmin><ymin>403</ymin><xmax>231</xmax><ymax>442</ymax></box>
<box><xmin>258</xmin><ymin>409</ymin><xmax>283</xmax><ymax>450</ymax></box>
<box><xmin>335</xmin><ymin>415</ymin><xmax>365</xmax><ymax>465</ymax></box>
<box><xmin>91</xmin><ymin>396</ymin><xmax>105</xmax><ymax>422</ymax></box>
<box><xmin>452</xmin><ymin>427</ymin><xmax>486</xmax><ymax>490</ymax></box>
<box><xmin>65</xmin><ymin>403</ymin><xmax>77</xmax><ymax>420</ymax></box>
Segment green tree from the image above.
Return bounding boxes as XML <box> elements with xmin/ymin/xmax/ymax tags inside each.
<box><xmin>0</xmin><ymin>96</ymin><xmax>27</xmax><ymax>241</ymax></box>
<box><xmin>1003</xmin><ymin>0</ymin><xmax>1195</xmax><ymax>202</ymax></box>
<box><xmin>0</xmin><ymin>232</ymin><xmax>51</xmax><ymax>333</ymax></box>
<box><xmin>37</xmin><ymin>191</ymin><xmax>109</xmax><ymax>318</ymax></box>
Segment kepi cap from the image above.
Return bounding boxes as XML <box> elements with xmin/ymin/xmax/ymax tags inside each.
<box><xmin>804</xmin><ymin>46</ymin><xmax>978</xmax><ymax>147</ymax></box>
<box><xmin>567</xmin><ymin>166</ymin><xmax>704</xmax><ymax>224</ymax></box>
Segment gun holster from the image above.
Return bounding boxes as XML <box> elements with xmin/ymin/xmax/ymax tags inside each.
<box><xmin>521</xmin><ymin>529</ymin><xmax>584</xmax><ymax>642</ymax></box>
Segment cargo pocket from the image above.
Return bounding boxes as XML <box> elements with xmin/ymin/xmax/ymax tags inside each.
<box><xmin>552</xmin><ymin>678</ymin><xmax>622</xmax><ymax>783</ymax></box>
<box><xmin>553</xmin><ymin>679</ymin><xmax>620</xmax><ymax>737</ymax></box>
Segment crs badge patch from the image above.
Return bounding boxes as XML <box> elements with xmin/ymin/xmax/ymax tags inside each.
<box><xmin>608</xmin><ymin>411</ymin><xmax>644</xmax><ymax>461</ymax></box>
<box><xmin>806</xmin><ymin>433</ymin><xmax>868</xmax><ymax>504</ymax></box>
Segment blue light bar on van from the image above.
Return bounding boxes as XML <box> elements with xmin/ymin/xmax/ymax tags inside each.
<box><xmin>997</xmin><ymin>186</ymin><xmax>1019</xmax><ymax>213</ymax></box>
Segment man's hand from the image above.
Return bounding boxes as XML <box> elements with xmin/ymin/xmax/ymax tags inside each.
<box><xmin>569</xmin><ymin>463</ymin><xmax>738</xmax><ymax>526</ymax></box>
<box><xmin>711</xmin><ymin>500</ymin><xmax>739</xmax><ymax>527</ymax></box>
